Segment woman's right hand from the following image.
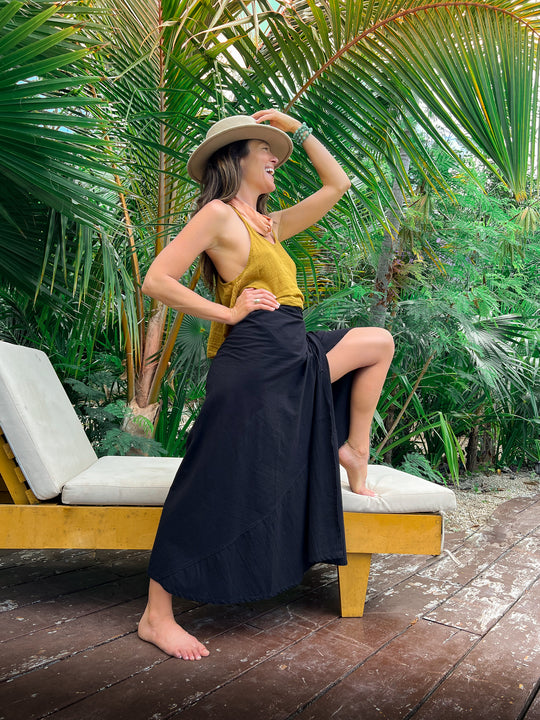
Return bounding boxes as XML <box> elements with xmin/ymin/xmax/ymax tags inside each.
<box><xmin>228</xmin><ymin>287</ymin><xmax>280</xmax><ymax>325</ymax></box>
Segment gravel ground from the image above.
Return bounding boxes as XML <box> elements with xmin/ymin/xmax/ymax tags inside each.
<box><xmin>444</xmin><ymin>469</ymin><xmax>540</xmax><ymax>532</ymax></box>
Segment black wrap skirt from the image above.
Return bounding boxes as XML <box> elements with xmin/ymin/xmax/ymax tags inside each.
<box><xmin>148</xmin><ymin>305</ymin><xmax>353</xmax><ymax>604</ymax></box>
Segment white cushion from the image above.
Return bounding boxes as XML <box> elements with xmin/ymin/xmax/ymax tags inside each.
<box><xmin>341</xmin><ymin>465</ymin><xmax>456</xmax><ymax>514</ymax></box>
<box><xmin>0</xmin><ymin>341</ymin><xmax>97</xmax><ymax>500</ymax></box>
<box><xmin>64</xmin><ymin>459</ymin><xmax>455</xmax><ymax>512</ymax></box>
<box><xmin>61</xmin><ymin>455</ymin><xmax>180</xmax><ymax>505</ymax></box>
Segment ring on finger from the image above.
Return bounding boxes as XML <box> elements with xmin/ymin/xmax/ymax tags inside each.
<box><xmin>254</xmin><ymin>298</ymin><xmax>260</xmax><ymax>304</ymax></box>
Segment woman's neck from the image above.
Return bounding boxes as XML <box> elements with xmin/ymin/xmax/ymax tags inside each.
<box><xmin>235</xmin><ymin>186</ymin><xmax>259</xmax><ymax>210</ymax></box>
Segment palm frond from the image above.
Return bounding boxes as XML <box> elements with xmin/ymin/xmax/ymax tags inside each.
<box><xmin>277</xmin><ymin>1</ymin><xmax>540</xmax><ymax>201</ymax></box>
<box><xmin>0</xmin><ymin>1</ymin><xmax>119</xmax><ymax>228</ymax></box>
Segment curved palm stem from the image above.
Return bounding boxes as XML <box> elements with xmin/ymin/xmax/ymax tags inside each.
<box><xmin>376</xmin><ymin>351</ymin><xmax>436</xmax><ymax>455</ymax></box>
<box><xmin>121</xmin><ymin>302</ymin><xmax>135</xmax><ymax>400</ymax></box>
<box><xmin>285</xmin><ymin>2</ymin><xmax>540</xmax><ymax>111</ymax></box>
<box><xmin>87</xmin><ymin>84</ymin><xmax>145</xmax><ymax>359</ymax></box>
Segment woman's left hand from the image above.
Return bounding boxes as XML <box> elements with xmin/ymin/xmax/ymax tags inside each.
<box><xmin>252</xmin><ymin>109</ymin><xmax>301</xmax><ymax>135</ymax></box>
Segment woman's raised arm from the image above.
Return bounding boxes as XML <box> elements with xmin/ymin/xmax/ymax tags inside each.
<box><xmin>252</xmin><ymin>110</ymin><xmax>351</xmax><ymax>242</ymax></box>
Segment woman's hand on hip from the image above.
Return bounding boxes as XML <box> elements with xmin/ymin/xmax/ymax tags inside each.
<box><xmin>228</xmin><ymin>287</ymin><xmax>280</xmax><ymax>325</ymax></box>
<box><xmin>252</xmin><ymin>109</ymin><xmax>301</xmax><ymax>134</ymax></box>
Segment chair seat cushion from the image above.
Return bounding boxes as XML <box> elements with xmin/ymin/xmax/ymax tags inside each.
<box><xmin>63</xmin><ymin>456</ymin><xmax>456</xmax><ymax>514</ymax></box>
<box><xmin>62</xmin><ymin>456</ymin><xmax>180</xmax><ymax>505</ymax></box>
<box><xmin>341</xmin><ymin>465</ymin><xmax>456</xmax><ymax>514</ymax></box>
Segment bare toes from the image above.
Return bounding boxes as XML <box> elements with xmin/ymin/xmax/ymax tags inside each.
<box><xmin>138</xmin><ymin>611</ymin><xmax>209</xmax><ymax>660</ymax></box>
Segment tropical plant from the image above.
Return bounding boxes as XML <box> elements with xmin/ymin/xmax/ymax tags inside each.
<box><xmin>371</xmin><ymin>159</ymin><xmax>540</xmax><ymax>477</ymax></box>
<box><xmin>0</xmin><ymin>0</ymin><xmax>120</xmax><ymax>295</ymax></box>
<box><xmin>214</xmin><ymin>0</ymin><xmax>540</xmax><ymax>326</ymax></box>
<box><xmin>3</xmin><ymin>0</ymin><xmax>540</xmax><ymax>467</ymax></box>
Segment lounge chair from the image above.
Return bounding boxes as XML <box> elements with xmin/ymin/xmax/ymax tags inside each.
<box><xmin>0</xmin><ymin>340</ymin><xmax>456</xmax><ymax>616</ymax></box>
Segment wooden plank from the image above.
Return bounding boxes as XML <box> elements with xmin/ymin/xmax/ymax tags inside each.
<box><xmin>490</xmin><ymin>495</ymin><xmax>540</xmax><ymax>527</ymax></box>
<box><xmin>0</xmin><ymin>550</ymin><xmax>127</xmax><ymax>590</ymax></box>
<box><xmin>0</xmin><ymin>565</ymin><xmax>123</xmax><ymax>616</ymax></box>
<box><xmin>413</xmin><ymin>578</ymin><xmax>540</xmax><ymax>720</ymax></box>
<box><xmin>0</xmin><ymin>432</ymin><xmax>31</xmax><ymax>505</ymax></box>
<box><xmin>298</xmin><ymin>620</ymin><xmax>478</xmax><ymax>720</ymax></box>
<box><xmin>524</xmin><ymin>690</ymin><xmax>540</xmax><ymax>719</ymax></box>
<box><xmin>0</xmin><ymin>505</ymin><xmax>162</xmax><ymax>549</ymax></box>
<box><xmin>366</xmin><ymin>573</ymin><xmax>462</xmax><ymax>618</ymax></box>
<box><xmin>45</xmin><ymin>621</ymin><xmax>332</xmax><ymax>720</ymax></box>
<box><xmin>0</xmin><ymin>629</ymin><xmax>168</xmax><ymax>720</ymax></box>
<box><xmin>365</xmin><ymin>552</ymin><xmax>439</xmax><ymax>601</ymax></box>
<box><xmin>0</xmin><ymin>507</ymin><xmax>443</xmax><ymax>554</ymax></box>
<box><xmin>424</xmin><ymin>534</ymin><xmax>540</xmax><ymax>634</ymax></box>
<box><xmin>0</xmin><ymin>572</ymin><xmax>151</xmax><ymax>646</ymax></box>
<box><xmin>0</xmin><ymin>547</ymin><xmax>93</xmax><ymax>571</ymax></box>
<box><xmin>418</xmin><ymin>522</ymin><xmax>526</xmax><ymax>587</ymax></box>
<box><xmin>0</xmin><ymin>549</ymin><xmax>150</xmax><ymax>589</ymax></box>
<box><xmin>343</xmin><ymin>512</ymin><xmax>442</xmax><ymax>555</ymax></box>
<box><xmin>0</xmin><ymin>596</ymin><xmax>147</xmax><ymax>682</ymax></box>
<box><xmin>502</xmin><ymin>497</ymin><xmax>540</xmax><ymax>536</ymax></box>
<box><xmin>0</xmin><ymin>569</ymin><xmax>341</xmax><ymax>720</ymax></box>
<box><xmin>174</xmin><ymin>624</ymin><xmax>373</xmax><ymax>720</ymax></box>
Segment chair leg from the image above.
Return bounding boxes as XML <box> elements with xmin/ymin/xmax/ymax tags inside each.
<box><xmin>338</xmin><ymin>552</ymin><xmax>372</xmax><ymax>617</ymax></box>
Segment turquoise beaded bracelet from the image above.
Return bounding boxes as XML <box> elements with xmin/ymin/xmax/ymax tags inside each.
<box><xmin>292</xmin><ymin>122</ymin><xmax>313</xmax><ymax>145</ymax></box>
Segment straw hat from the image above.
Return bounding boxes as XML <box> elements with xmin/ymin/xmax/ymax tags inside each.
<box><xmin>187</xmin><ymin>115</ymin><xmax>293</xmax><ymax>182</ymax></box>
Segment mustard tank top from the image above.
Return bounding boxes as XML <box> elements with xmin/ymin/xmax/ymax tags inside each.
<box><xmin>206</xmin><ymin>209</ymin><xmax>304</xmax><ymax>358</ymax></box>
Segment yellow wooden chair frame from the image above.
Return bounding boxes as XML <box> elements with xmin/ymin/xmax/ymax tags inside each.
<box><xmin>0</xmin><ymin>427</ymin><xmax>442</xmax><ymax>617</ymax></box>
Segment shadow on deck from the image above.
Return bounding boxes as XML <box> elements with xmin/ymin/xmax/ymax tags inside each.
<box><xmin>1</xmin><ymin>494</ymin><xmax>539</xmax><ymax>720</ymax></box>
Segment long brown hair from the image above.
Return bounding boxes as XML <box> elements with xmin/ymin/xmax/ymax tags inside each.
<box><xmin>194</xmin><ymin>139</ymin><xmax>269</xmax><ymax>291</ymax></box>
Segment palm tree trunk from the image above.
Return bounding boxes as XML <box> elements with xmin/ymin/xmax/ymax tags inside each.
<box><xmin>466</xmin><ymin>407</ymin><xmax>483</xmax><ymax>472</ymax></box>
<box><xmin>369</xmin><ymin>144</ymin><xmax>410</xmax><ymax>327</ymax></box>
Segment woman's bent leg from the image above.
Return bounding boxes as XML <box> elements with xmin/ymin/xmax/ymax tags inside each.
<box><xmin>326</xmin><ymin>327</ymin><xmax>394</xmax><ymax>495</ymax></box>
<box><xmin>138</xmin><ymin>579</ymin><xmax>210</xmax><ymax>660</ymax></box>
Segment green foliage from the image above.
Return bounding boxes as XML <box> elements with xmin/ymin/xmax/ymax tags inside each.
<box><xmin>303</xmin><ymin>286</ymin><xmax>371</xmax><ymax>331</ymax></box>
<box><xmin>154</xmin><ymin>377</ymin><xmax>205</xmax><ymax>457</ymax></box>
<box><xmin>153</xmin><ymin>314</ymin><xmax>210</xmax><ymax>456</ymax></box>
<box><xmin>399</xmin><ymin>453</ymin><xmax>448</xmax><ymax>486</ymax></box>
<box><xmin>2</xmin><ymin>0</ymin><xmax>540</xmax><ymax>470</ymax></box>
<box><xmin>377</xmin><ymin>160</ymin><xmax>539</xmax><ymax>472</ymax></box>
<box><xmin>65</xmin><ymin>373</ymin><xmax>166</xmax><ymax>457</ymax></box>
<box><xmin>0</xmin><ymin>0</ymin><xmax>120</xmax><ymax>296</ymax></box>
<box><xmin>0</xmin><ymin>284</ymin><xmax>166</xmax><ymax>457</ymax></box>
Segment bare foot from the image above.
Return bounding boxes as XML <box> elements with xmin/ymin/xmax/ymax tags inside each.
<box><xmin>138</xmin><ymin>607</ymin><xmax>210</xmax><ymax>660</ymax></box>
<box><xmin>338</xmin><ymin>440</ymin><xmax>377</xmax><ymax>497</ymax></box>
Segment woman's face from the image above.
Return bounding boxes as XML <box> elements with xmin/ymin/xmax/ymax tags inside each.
<box><xmin>240</xmin><ymin>140</ymin><xmax>279</xmax><ymax>193</ymax></box>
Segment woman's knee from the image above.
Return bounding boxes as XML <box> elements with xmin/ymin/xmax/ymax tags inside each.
<box><xmin>376</xmin><ymin>327</ymin><xmax>395</xmax><ymax>358</ymax></box>
<box><xmin>328</xmin><ymin>326</ymin><xmax>394</xmax><ymax>378</ymax></box>
<box><xmin>348</xmin><ymin>326</ymin><xmax>394</xmax><ymax>358</ymax></box>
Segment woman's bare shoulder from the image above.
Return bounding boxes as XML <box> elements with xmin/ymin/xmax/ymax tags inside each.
<box><xmin>191</xmin><ymin>199</ymin><xmax>242</xmax><ymax>249</ymax></box>
<box><xmin>194</xmin><ymin>198</ymin><xmax>234</xmax><ymax>224</ymax></box>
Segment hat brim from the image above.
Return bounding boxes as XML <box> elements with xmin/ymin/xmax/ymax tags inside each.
<box><xmin>187</xmin><ymin>125</ymin><xmax>293</xmax><ymax>182</ymax></box>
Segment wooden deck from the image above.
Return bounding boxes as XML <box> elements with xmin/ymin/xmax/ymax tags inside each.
<box><xmin>1</xmin><ymin>494</ymin><xmax>539</xmax><ymax>720</ymax></box>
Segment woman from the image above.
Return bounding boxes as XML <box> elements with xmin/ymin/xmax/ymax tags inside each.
<box><xmin>138</xmin><ymin>110</ymin><xmax>394</xmax><ymax>661</ymax></box>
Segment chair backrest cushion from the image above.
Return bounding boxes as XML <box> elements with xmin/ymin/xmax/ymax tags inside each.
<box><xmin>0</xmin><ymin>341</ymin><xmax>97</xmax><ymax>500</ymax></box>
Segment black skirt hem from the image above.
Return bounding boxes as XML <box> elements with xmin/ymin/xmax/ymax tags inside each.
<box><xmin>152</xmin><ymin>555</ymin><xmax>347</xmax><ymax>606</ymax></box>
